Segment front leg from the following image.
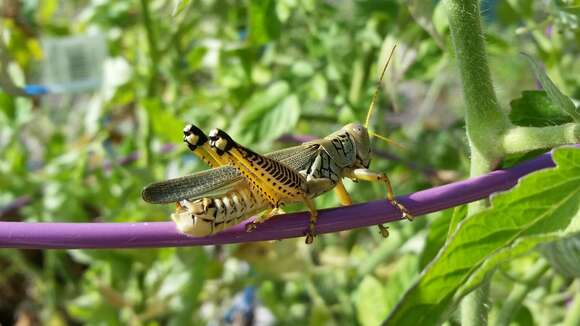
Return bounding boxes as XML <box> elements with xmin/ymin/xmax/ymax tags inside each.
<box><xmin>346</xmin><ymin>168</ymin><xmax>412</xmax><ymax>236</ymax></box>
<box><xmin>334</xmin><ymin>177</ymin><xmax>389</xmax><ymax>237</ymax></box>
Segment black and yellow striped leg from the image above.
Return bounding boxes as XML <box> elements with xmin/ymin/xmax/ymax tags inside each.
<box><xmin>208</xmin><ymin>129</ymin><xmax>319</xmax><ymax>243</ymax></box>
<box><xmin>347</xmin><ymin>168</ymin><xmax>412</xmax><ymax>237</ymax></box>
<box><xmin>183</xmin><ymin>124</ymin><xmax>228</xmax><ymax>167</ymax></box>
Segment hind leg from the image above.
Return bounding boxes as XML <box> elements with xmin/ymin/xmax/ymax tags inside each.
<box><xmin>183</xmin><ymin>124</ymin><xmax>228</xmax><ymax>167</ymax></box>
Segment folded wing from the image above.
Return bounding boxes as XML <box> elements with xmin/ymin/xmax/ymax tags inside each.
<box><xmin>142</xmin><ymin>143</ymin><xmax>319</xmax><ymax>203</ymax></box>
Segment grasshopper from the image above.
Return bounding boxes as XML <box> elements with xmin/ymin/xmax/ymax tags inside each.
<box><xmin>142</xmin><ymin>45</ymin><xmax>412</xmax><ymax>244</ymax></box>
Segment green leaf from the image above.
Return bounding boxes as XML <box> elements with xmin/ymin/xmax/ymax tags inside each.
<box><xmin>248</xmin><ymin>0</ymin><xmax>281</xmax><ymax>45</ymax></box>
<box><xmin>447</xmin><ymin>204</ymin><xmax>467</xmax><ymax>237</ymax></box>
<box><xmin>432</xmin><ymin>1</ymin><xmax>449</xmax><ymax>36</ymax></box>
<box><xmin>172</xmin><ymin>0</ymin><xmax>191</xmax><ymax>16</ymax></box>
<box><xmin>258</xmin><ymin>94</ymin><xmax>300</xmax><ymax>142</ymax></box>
<box><xmin>185</xmin><ymin>46</ymin><xmax>208</xmax><ymax>71</ymax></box>
<box><xmin>407</xmin><ymin>0</ymin><xmax>444</xmax><ymax>48</ymax></box>
<box><xmin>385</xmin><ymin>147</ymin><xmax>580</xmax><ymax>325</ymax></box>
<box><xmin>455</xmin><ymin>233</ymin><xmax>568</xmax><ymax>301</ymax></box>
<box><xmin>540</xmin><ymin>233</ymin><xmax>580</xmax><ymax>278</ymax></box>
<box><xmin>354</xmin><ymin>276</ymin><xmax>389</xmax><ymax>326</ymax></box>
<box><xmin>355</xmin><ymin>255</ymin><xmax>419</xmax><ymax>326</ymax></box>
<box><xmin>143</xmin><ymin>99</ymin><xmax>183</xmax><ymax>143</ymax></box>
<box><xmin>419</xmin><ymin>210</ymin><xmax>452</xmax><ymax>269</ymax></box>
<box><xmin>523</xmin><ymin>54</ymin><xmax>580</xmax><ymax>122</ymax></box>
<box><xmin>509</xmin><ymin>90</ymin><xmax>573</xmax><ymax>127</ymax></box>
<box><xmin>231</xmin><ymin>81</ymin><xmax>300</xmax><ymax>146</ymax></box>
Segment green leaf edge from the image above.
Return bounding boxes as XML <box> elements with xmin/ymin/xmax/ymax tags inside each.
<box><xmin>384</xmin><ymin>147</ymin><xmax>580</xmax><ymax>325</ymax></box>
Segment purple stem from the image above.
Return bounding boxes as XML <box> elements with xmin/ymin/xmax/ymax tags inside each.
<box><xmin>0</xmin><ymin>196</ymin><xmax>32</xmax><ymax>218</ymax></box>
<box><xmin>101</xmin><ymin>143</ymin><xmax>176</xmax><ymax>171</ymax></box>
<box><xmin>1</xmin><ymin>147</ymin><xmax>572</xmax><ymax>249</ymax></box>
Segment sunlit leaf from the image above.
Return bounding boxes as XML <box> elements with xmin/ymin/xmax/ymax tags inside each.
<box><xmin>172</xmin><ymin>0</ymin><xmax>191</xmax><ymax>16</ymax></box>
<box><xmin>407</xmin><ymin>0</ymin><xmax>444</xmax><ymax>48</ymax></box>
<box><xmin>248</xmin><ymin>0</ymin><xmax>281</xmax><ymax>45</ymax></box>
<box><xmin>231</xmin><ymin>81</ymin><xmax>301</xmax><ymax>146</ymax></box>
<box><xmin>142</xmin><ymin>99</ymin><xmax>183</xmax><ymax>143</ymax></box>
<box><xmin>386</xmin><ymin>147</ymin><xmax>580</xmax><ymax>325</ymax></box>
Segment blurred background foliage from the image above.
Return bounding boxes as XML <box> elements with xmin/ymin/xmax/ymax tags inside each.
<box><xmin>0</xmin><ymin>0</ymin><xmax>579</xmax><ymax>325</ymax></box>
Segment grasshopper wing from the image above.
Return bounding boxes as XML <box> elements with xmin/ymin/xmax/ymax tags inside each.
<box><xmin>142</xmin><ymin>143</ymin><xmax>320</xmax><ymax>204</ymax></box>
<box><xmin>142</xmin><ymin>166</ymin><xmax>240</xmax><ymax>204</ymax></box>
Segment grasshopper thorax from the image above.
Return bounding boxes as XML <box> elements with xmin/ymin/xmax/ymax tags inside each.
<box><xmin>344</xmin><ymin>122</ymin><xmax>372</xmax><ymax>169</ymax></box>
<box><xmin>324</xmin><ymin>122</ymin><xmax>371</xmax><ymax>169</ymax></box>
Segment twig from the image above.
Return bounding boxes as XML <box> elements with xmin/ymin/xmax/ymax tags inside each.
<box><xmin>0</xmin><ymin>146</ymin><xmax>572</xmax><ymax>249</ymax></box>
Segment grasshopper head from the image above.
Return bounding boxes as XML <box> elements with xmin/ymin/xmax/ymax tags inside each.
<box><xmin>342</xmin><ymin>122</ymin><xmax>371</xmax><ymax>168</ymax></box>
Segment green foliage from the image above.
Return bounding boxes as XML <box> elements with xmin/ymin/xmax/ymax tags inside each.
<box><xmin>510</xmin><ymin>91</ymin><xmax>573</xmax><ymax>127</ymax></box>
<box><xmin>540</xmin><ymin>234</ymin><xmax>580</xmax><ymax>278</ymax></box>
<box><xmin>248</xmin><ymin>0</ymin><xmax>281</xmax><ymax>45</ymax></box>
<box><xmin>0</xmin><ymin>0</ymin><xmax>579</xmax><ymax>325</ymax></box>
<box><xmin>419</xmin><ymin>209</ymin><xmax>453</xmax><ymax>269</ymax></box>
<box><xmin>386</xmin><ymin>147</ymin><xmax>580</xmax><ymax>325</ymax></box>
<box><xmin>522</xmin><ymin>54</ymin><xmax>580</xmax><ymax>122</ymax></box>
<box><xmin>172</xmin><ymin>0</ymin><xmax>191</xmax><ymax>16</ymax></box>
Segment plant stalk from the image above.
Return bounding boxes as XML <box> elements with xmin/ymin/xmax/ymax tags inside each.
<box><xmin>445</xmin><ymin>0</ymin><xmax>511</xmax><ymax>165</ymax></box>
<box><xmin>502</xmin><ymin>123</ymin><xmax>580</xmax><ymax>154</ymax></box>
<box><xmin>445</xmin><ymin>0</ymin><xmax>511</xmax><ymax>324</ymax></box>
<box><xmin>564</xmin><ymin>283</ymin><xmax>580</xmax><ymax>326</ymax></box>
<box><xmin>496</xmin><ymin>259</ymin><xmax>550</xmax><ymax>326</ymax></box>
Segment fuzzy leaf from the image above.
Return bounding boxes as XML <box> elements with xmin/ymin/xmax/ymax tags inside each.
<box><xmin>523</xmin><ymin>54</ymin><xmax>580</xmax><ymax>122</ymax></box>
<box><xmin>509</xmin><ymin>90</ymin><xmax>573</xmax><ymax>126</ymax></box>
<box><xmin>385</xmin><ymin>147</ymin><xmax>580</xmax><ymax>325</ymax></box>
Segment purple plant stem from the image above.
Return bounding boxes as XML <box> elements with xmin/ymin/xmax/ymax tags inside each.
<box><xmin>101</xmin><ymin>143</ymin><xmax>176</xmax><ymax>171</ymax></box>
<box><xmin>0</xmin><ymin>196</ymin><xmax>32</xmax><ymax>218</ymax></box>
<box><xmin>1</xmin><ymin>147</ymin><xmax>574</xmax><ymax>250</ymax></box>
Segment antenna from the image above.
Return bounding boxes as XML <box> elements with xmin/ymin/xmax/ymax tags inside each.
<box><xmin>364</xmin><ymin>43</ymin><xmax>397</xmax><ymax>129</ymax></box>
<box><xmin>364</xmin><ymin>43</ymin><xmax>405</xmax><ymax>150</ymax></box>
